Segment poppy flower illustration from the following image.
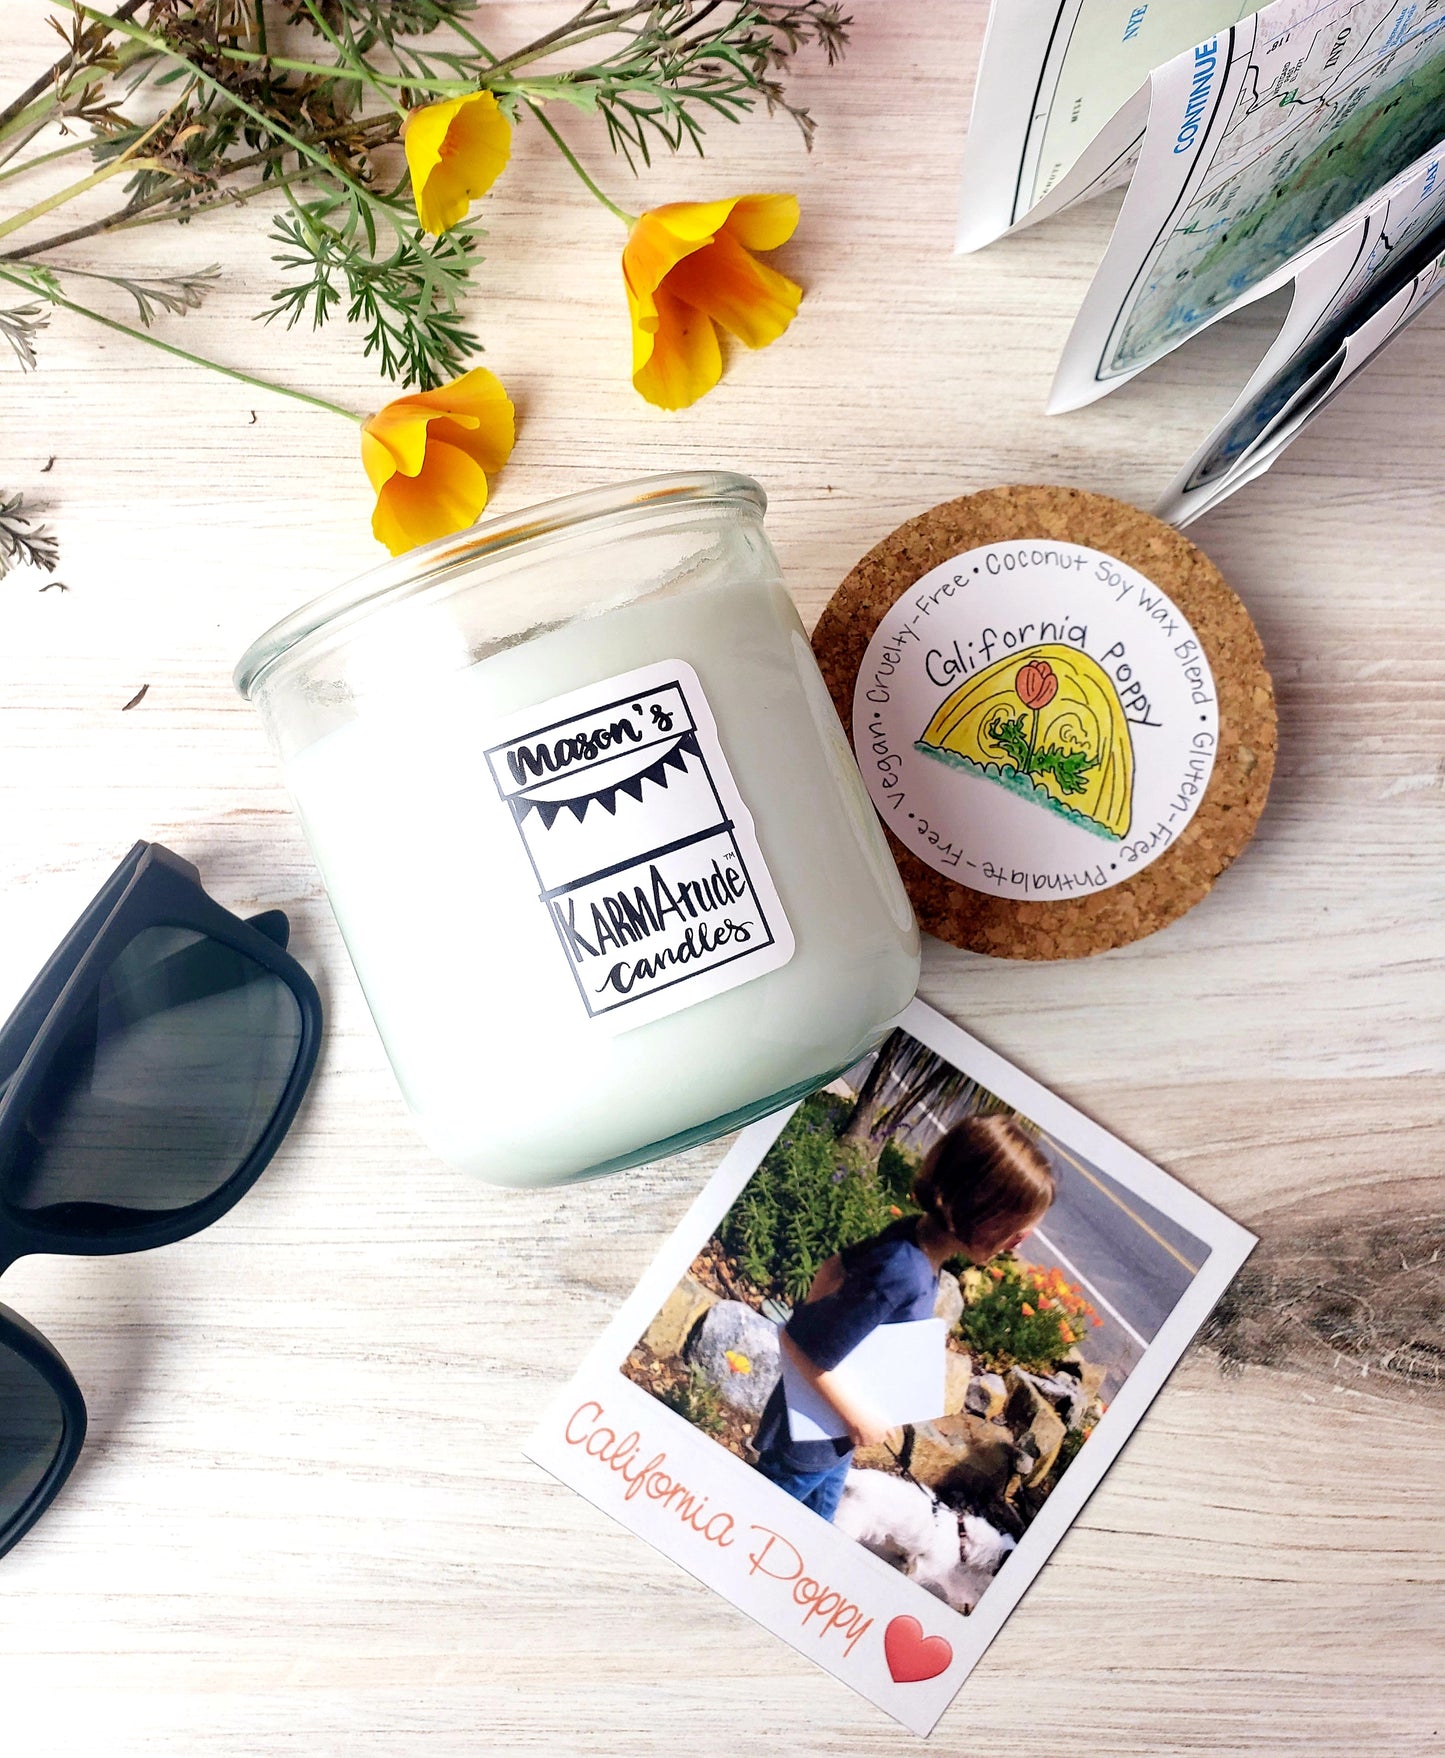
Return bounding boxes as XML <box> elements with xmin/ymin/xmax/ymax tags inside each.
<box><xmin>916</xmin><ymin>642</ymin><xmax>1135</xmax><ymax>840</ymax></box>
<box><xmin>723</xmin><ymin>1350</ymin><xmax>752</xmax><ymax>1375</ymax></box>
<box><xmin>1016</xmin><ymin>658</ymin><xmax>1058</xmax><ymax>710</ymax></box>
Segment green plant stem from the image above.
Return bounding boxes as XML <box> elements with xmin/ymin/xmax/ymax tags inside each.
<box><xmin>0</xmin><ymin>133</ymin><xmax>101</xmax><ymax>188</ymax></box>
<box><xmin>0</xmin><ymin>0</ymin><xmax>142</xmax><ymax>136</ymax></box>
<box><xmin>481</xmin><ymin>2</ymin><xmax>657</xmax><ymax>80</ymax></box>
<box><xmin>0</xmin><ymin>111</ymin><xmax>400</xmax><ymax>263</ymax></box>
<box><xmin>0</xmin><ymin>39</ymin><xmax>154</xmax><ymax>163</ymax></box>
<box><xmin>424</xmin><ymin>5</ymin><xmax>635</xmax><ymax>224</ymax></box>
<box><xmin>6</xmin><ymin>172</ymin><xmax>306</xmax><ymax>260</ymax></box>
<box><xmin>69</xmin><ymin>5</ymin><xmax>382</xmax><ymax>214</ymax></box>
<box><xmin>89</xmin><ymin>164</ymin><xmax>317</xmax><ymax>234</ymax></box>
<box><xmin>296</xmin><ymin>0</ymin><xmax>408</xmax><ymax>118</ymax></box>
<box><xmin>0</xmin><ymin>98</ymin><xmax>66</xmax><ymax>156</ymax></box>
<box><xmin>1024</xmin><ymin>706</ymin><xmax>1041</xmax><ymax>775</ymax></box>
<box><xmin>0</xmin><ymin>93</ymin><xmax>178</xmax><ymax>246</ymax></box>
<box><xmin>433</xmin><ymin>17</ymin><xmax>635</xmax><ymax>227</ymax></box>
<box><xmin>527</xmin><ymin>105</ymin><xmax>636</xmax><ymax>224</ymax></box>
<box><xmin>0</xmin><ymin>154</ymin><xmax>164</xmax><ymax>243</ymax></box>
<box><xmin>437</xmin><ymin>10</ymin><xmax>498</xmax><ymax>60</ymax></box>
<box><xmin>207</xmin><ymin>41</ymin><xmax>473</xmax><ymax>97</ymax></box>
<box><xmin>0</xmin><ymin>266</ymin><xmax>360</xmax><ymax>421</ymax></box>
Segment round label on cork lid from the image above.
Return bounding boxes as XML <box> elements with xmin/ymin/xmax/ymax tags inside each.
<box><xmin>811</xmin><ymin>486</ymin><xmax>1276</xmax><ymax>960</ymax></box>
<box><xmin>852</xmin><ymin>539</ymin><xmax>1218</xmax><ymax>902</ymax></box>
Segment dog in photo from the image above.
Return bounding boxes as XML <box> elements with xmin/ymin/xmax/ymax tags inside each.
<box><xmin>834</xmin><ymin>1468</ymin><xmax>1015</xmax><ymax>1614</ymax></box>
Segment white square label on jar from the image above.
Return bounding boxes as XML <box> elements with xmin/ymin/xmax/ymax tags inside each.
<box><xmin>484</xmin><ymin>659</ymin><xmax>795</xmax><ymax>1032</ymax></box>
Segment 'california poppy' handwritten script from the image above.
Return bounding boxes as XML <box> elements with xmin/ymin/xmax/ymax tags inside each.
<box><xmin>564</xmin><ymin>1400</ymin><xmax>874</xmax><ymax>1657</ymax></box>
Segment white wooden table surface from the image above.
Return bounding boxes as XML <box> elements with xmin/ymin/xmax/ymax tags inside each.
<box><xmin>2</xmin><ymin>6</ymin><xmax>1442</xmax><ymax>1754</ymax></box>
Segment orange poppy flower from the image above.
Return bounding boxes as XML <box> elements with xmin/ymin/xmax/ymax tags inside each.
<box><xmin>988</xmin><ymin>1264</ymin><xmax>1005</xmax><ymax>1281</ymax></box>
<box><xmin>404</xmin><ymin>91</ymin><xmax>512</xmax><ymax>235</ymax></box>
<box><xmin>623</xmin><ymin>194</ymin><xmax>802</xmax><ymax>409</ymax></box>
<box><xmin>1020</xmin><ymin>1302</ymin><xmax>1035</xmax><ymax>1317</ymax></box>
<box><xmin>361</xmin><ymin>367</ymin><xmax>515</xmax><ymax>555</ymax></box>
<box><xmin>1016</xmin><ymin>658</ymin><xmax>1059</xmax><ymax>711</ymax></box>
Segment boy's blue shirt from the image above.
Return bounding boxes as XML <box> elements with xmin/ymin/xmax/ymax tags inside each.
<box><xmin>753</xmin><ymin>1217</ymin><xmax>941</xmax><ymax>1473</ymax></box>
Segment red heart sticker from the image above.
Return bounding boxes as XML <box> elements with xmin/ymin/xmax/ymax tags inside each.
<box><xmin>883</xmin><ymin>1614</ymin><xmax>953</xmax><ymax>1684</ymax></box>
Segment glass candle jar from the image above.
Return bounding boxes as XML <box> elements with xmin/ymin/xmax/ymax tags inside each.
<box><xmin>236</xmin><ymin>472</ymin><xmax>919</xmax><ymax>1186</ymax></box>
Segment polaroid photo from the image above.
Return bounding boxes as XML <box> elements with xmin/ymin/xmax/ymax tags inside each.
<box><xmin>525</xmin><ymin>999</ymin><xmax>1256</xmax><ymax>1735</ymax></box>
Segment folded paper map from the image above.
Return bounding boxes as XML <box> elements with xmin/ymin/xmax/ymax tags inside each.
<box><xmin>959</xmin><ymin>0</ymin><xmax>1445</xmax><ymax>521</ymax></box>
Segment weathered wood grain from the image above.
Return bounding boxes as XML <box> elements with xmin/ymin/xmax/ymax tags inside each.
<box><xmin>1</xmin><ymin>5</ymin><xmax>1441</xmax><ymax>1755</ymax></box>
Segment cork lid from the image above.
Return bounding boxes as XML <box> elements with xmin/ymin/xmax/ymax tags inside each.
<box><xmin>812</xmin><ymin>486</ymin><xmax>1276</xmax><ymax>959</ymax></box>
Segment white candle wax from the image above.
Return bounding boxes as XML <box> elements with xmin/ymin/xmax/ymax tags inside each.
<box><xmin>283</xmin><ymin>573</ymin><xmax>919</xmax><ymax>1186</ymax></box>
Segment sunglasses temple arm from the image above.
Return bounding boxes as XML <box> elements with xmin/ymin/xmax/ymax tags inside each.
<box><xmin>0</xmin><ymin>913</ymin><xmax>294</xmax><ymax>1115</ymax></box>
<box><xmin>246</xmin><ymin>911</ymin><xmax>291</xmax><ymax>950</ymax></box>
<box><xmin>0</xmin><ymin>845</ymin><xmax>150</xmax><ymax>1088</ymax></box>
<box><xmin>1</xmin><ymin>852</ymin><xmax>289</xmax><ymax>1088</ymax></box>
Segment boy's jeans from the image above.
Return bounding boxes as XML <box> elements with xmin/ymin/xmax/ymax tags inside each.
<box><xmin>755</xmin><ymin>1452</ymin><xmax>852</xmax><ymax>1522</ymax></box>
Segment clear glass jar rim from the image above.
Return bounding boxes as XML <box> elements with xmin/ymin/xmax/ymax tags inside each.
<box><xmin>233</xmin><ymin>469</ymin><xmax>767</xmax><ymax>700</ymax></box>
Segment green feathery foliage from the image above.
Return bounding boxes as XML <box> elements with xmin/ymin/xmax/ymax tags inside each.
<box><xmin>0</xmin><ymin>491</ymin><xmax>60</xmax><ymax>579</ymax></box>
<box><xmin>0</xmin><ymin>2</ymin><xmax>850</xmax><ymax>388</ymax></box>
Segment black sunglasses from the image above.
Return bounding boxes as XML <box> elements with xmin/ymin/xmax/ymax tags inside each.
<box><xmin>0</xmin><ymin>843</ymin><xmax>322</xmax><ymax>1559</ymax></box>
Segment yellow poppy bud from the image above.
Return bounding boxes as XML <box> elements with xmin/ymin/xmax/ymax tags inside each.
<box><xmin>404</xmin><ymin>91</ymin><xmax>512</xmax><ymax>236</ymax></box>
<box><xmin>360</xmin><ymin>367</ymin><xmax>515</xmax><ymax>555</ymax></box>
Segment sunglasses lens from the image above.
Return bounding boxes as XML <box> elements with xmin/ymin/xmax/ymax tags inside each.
<box><xmin>3</xmin><ymin>927</ymin><xmax>304</xmax><ymax>1229</ymax></box>
<box><xmin>0</xmin><ymin>1345</ymin><xmax>66</xmax><ymax>1534</ymax></box>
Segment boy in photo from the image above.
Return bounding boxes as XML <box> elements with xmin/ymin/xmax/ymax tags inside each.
<box><xmin>534</xmin><ymin>1001</ymin><xmax>1255</xmax><ymax>1733</ymax></box>
<box><xmin>751</xmin><ymin>1116</ymin><xmax>1057</xmax><ymax>1519</ymax></box>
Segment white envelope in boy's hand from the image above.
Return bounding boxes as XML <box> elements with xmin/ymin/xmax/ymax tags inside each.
<box><xmin>782</xmin><ymin>1317</ymin><xmax>947</xmax><ymax>1444</ymax></box>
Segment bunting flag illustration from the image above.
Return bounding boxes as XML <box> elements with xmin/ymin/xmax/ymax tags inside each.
<box><xmin>507</xmin><ymin>730</ymin><xmax>702</xmax><ymax>830</ymax></box>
